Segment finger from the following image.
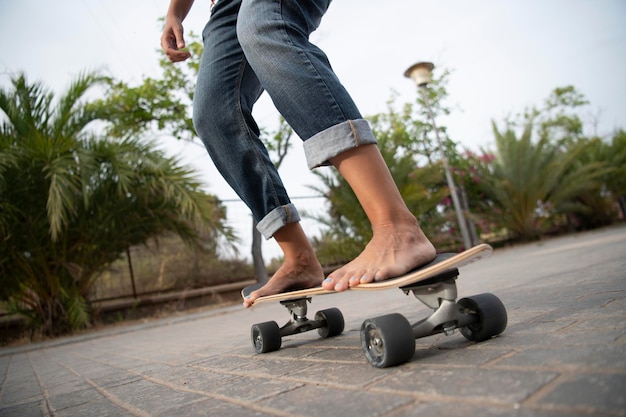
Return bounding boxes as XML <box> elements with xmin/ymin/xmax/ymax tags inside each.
<box><xmin>171</xmin><ymin>22</ymin><xmax>186</xmax><ymax>50</ymax></box>
<box><xmin>160</xmin><ymin>31</ymin><xmax>190</xmax><ymax>62</ymax></box>
<box><xmin>166</xmin><ymin>49</ymin><xmax>191</xmax><ymax>63</ymax></box>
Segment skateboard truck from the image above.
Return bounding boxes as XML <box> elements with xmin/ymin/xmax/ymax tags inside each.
<box><xmin>361</xmin><ymin>268</ymin><xmax>507</xmax><ymax>368</ymax></box>
<box><xmin>251</xmin><ymin>297</ymin><xmax>345</xmax><ymax>354</ymax></box>
<box><xmin>402</xmin><ymin>268</ymin><xmax>475</xmax><ymax>338</ymax></box>
<box><xmin>278</xmin><ymin>298</ymin><xmax>322</xmax><ymax>336</ymax></box>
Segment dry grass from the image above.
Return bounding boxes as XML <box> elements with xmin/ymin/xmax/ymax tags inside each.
<box><xmin>91</xmin><ymin>235</ymin><xmax>254</xmax><ymax>301</ymax></box>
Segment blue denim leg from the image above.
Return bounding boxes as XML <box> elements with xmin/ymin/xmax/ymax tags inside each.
<box><xmin>302</xmin><ymin>119</ymin><xmax>377</xmax><ymax>169</ymax></box>
<box><xmin>237</xmin><ymin>0</ymin><xmax>377</xmax><ymax>167</ymax></box>
<box><xmin>194</xmin><ymin>0</ymin><xmax>378</xmax><ymax>238</ymax></box>
<box><xmin>193</xmin><ymin>0</ymin><xmax>299</xmax><ymax>239</ymax></box>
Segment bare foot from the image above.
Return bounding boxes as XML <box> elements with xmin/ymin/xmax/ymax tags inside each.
<box><xmin>322</xmin><ymin>222</ymin><xmax>435</xmax><ymax>292</ymax></box>
<box><xmin>243</xmin><ymin>252</ymin><xmax>324</xmax><ymax>308</ymax></box>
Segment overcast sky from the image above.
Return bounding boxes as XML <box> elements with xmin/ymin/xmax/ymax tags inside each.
<box><xmin>1</xmin><ymin>0</ymin><xmax>625</xmax><ymax>257</ymax></box>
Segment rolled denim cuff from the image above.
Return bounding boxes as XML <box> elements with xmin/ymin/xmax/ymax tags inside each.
<box><xmin>256</xmin><ymin>203</ymin><xmax>301</xmax><ymax>239</ymax></box>
<box><xmin>303</xmin><ymin>119</ymin><xmax>378</xmax><ymax>169</ymax></box>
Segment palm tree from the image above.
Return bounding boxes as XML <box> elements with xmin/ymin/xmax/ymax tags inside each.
<box><xmin>0</xmin><ymin>72</ymin><xmax>232</xmax><ymax>336</ymax></box>
<box><xmin>604</xmin><ymin>130</ymin><xmax>626</xmax><ymax>218</ymax></box>
<box><xmin>477</xmin><ymin>121</ymin><xmax>609</xmax><ymax>240</ymax></box>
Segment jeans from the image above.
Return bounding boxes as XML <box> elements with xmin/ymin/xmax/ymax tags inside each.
<box><xmin>193</xmin><ymin>0</ymin><xmax>377</xmax><ymax>239</ymax></box>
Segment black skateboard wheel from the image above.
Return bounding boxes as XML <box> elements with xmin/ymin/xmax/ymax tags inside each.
<box><xmin>360</xmin><ymin>313</ymin><xmax>415</xmax><ymax>368</ymax></box>
<box><xmin>251</xmin><ymin>321</ymin><xmax>281</xmax><ymax>353</ymax></box>
<box><xmin>458</xmin><ymin>293</ymin><xmax>507</xmax><ymax>342</ymax></box>
<box><xmin>315</xmin><ymin>308</ymin><xmax>345</xmax><ymax>338</ymax></box>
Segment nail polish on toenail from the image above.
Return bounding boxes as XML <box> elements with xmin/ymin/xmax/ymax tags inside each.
<box><xmin>324</xmin><ymin>278</ymin><xmax>333</xmax><ymax>283</ymax></box>
<box><xmin>244</xmin><ymin>295</ymin><xmax>251</xmax><ymax>299</ymax></box>
<box><xmin>349</xmin><ymin>276</ymin><xmax>358</xmax><ymax>283</ymax></box>
<box><xmin>374</xmin><ymin>275</ymin><xmax>383</xmax><ymax>282</ymax></box>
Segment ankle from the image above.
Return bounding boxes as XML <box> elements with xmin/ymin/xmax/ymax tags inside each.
<box><xmin>283</xmin><ymin>248</ymin><xmax>318</xmax><ymax>268</ymax></box>
<box><xmin>371</xmin><ymin>213</ymin><xmax>419</xmax><ymax>232</ymax></box>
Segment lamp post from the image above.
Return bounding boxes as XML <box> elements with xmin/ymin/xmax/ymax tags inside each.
<box><xmin>404</xmin><ymin>62</ymin><xmax>473</xmax><ymax>250</ymax></box>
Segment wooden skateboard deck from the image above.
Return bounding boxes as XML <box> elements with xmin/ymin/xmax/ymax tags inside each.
<box><xmin>242</xmin><ymin>243</ymin><xmax>492</xmax><ymax>306</ymax></box>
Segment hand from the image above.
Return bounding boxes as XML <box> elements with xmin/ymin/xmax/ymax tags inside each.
<box><xmin>161</xmin><ymin>15</ymin><xmax>192</xmax><ymax>63</ymax></box>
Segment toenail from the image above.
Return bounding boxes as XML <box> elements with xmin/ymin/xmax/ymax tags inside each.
<box><xmin>244</xmin><ymin>295</ymin><xmax>251</xmax><ymax>299</ymax></box>
<box><xmin>349</xmin><ymin>276</ymin><xmax>359</xmax><ymax>283</ymax></box>
<box><xmin>374</xmin><ymin>275</ymin><xmax>383</xmax><ymax>282</ymax></box>
<box><xmin>324</xmin><ymin>278</ymin><xmax>333</xmax><ymax>283</ymax></box>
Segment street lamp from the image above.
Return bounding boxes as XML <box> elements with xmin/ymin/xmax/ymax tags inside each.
<box><xmin>404</xmin><ymin>62</ymin><xmax>473</xmax><ymax>250</ymax></box>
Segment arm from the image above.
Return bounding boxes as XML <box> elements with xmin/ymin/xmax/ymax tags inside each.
<box><xmin>161</xmin><ymin>0</ymin><xmax>195</xmax><ymax>63</ymax></box>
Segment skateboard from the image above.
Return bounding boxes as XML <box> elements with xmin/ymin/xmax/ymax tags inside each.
<box><xmin>242</xmin><ymin>243</ymin><xmax>507</xmax><ymax>368</ymax></box>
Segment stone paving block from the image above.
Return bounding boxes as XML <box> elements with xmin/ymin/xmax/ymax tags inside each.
<box><xmin>375</xmin><ymin>367</ymin><xmax>558</xmax><ymax>404</ymax></box>
<box><xmin>305</xmin><ymin>332</ymin><xmax>362</xmax><ymax>348</ymax></box>
<box><xmin>510</xmin><ymin>317</ymin><xmax>578</xmax><ymax>334</ymax></box>
<box><xmin>204</xmin><ymin>375</ymin><xmax>304</xmax><ymax>402</ymax></box>
<box><xmin>580</xmin><ymin>315</ymin><xmax>626</xmax><ymax>331</ymax></box>
<box><xmin>187</xmin><ymin>354</ymin><xmax>256</xmax><ymax>373</ymax></box>
<box><xmin>503</xmin><ymin>308</ymin><xmax>559</xmax><ymax>327</ymax></box>
<box><xmin>166</xmin><ymin>366</ymin><xmax>240</xmax><ymax>390</ymax></box>
<box><xmin>388</xmin><ymin>401</ymin><xmax>599</xmax><ymax>417</ymax></box>
<box><xmin>0</xmin><ymin>400</ymin><xmax>43</xmax><ymax>417</ymax></box>
<box><xmin>84</xmin><ymin>373</ymin><xmax>143</xmax><ymax>390</ymax></box>
<box><xmin>407</xmin><ymin>345</ymin><xmax>512</xmax><ymax>367</ymax></box>
<box><xmin>47</xmin><ymin>388</ymin><xmax>106</xmax><ymax>412</ymax></box>
<box><xmin>45</xmin><ymin>378</ymin><xmax>98</xmax><ymax>398</ymax></box>
<box><xmin>214</xmin><ymin>356</ymin><xmax>318</xmax><ymax>377</ymax></box>
<box><xmin>1</xmin><ymin>381</ymin><xmax>43</xmax><ymax>406</ymax></box>
<box><xmin>549</xmin><ymin>328</ymin><xmax>624</xmax><ymax>345</ymax></box>
<box><xmin>124</xmin><ymin>362</ymin><xmax>178</xmax><ymax>379</ymax></box>
<box><xmin>223</xmin><ymin>344</ymin><xmax>259</xmax><ymax>355</ymax></box>
<box><xmin>536</xmin><ymin>373</ymin><xmax>626</xmax><ymax>415</ymax></box>
<box><xmin>492</xmin><ymin>326</ymin><xmax>619</xmax><ymax>349</ymax></box>
<box><xmin>0</xmin><ymin>357</ymin><xmax>9</xmax><ymax>382</ymax></box>
<box><xmin>252</xmin><ymin>343</ymin><xmax>336</xmax><ymax>360</ymax></box>
<box><xmin>54</xmin><ymin>399</ymin><xmax>129</xmax><ymax>417</ymax></box>
<box><xmin>157</xmin><ymin>397</ymin><xmax>274</xmax><ymax>417</ymax></box>
<box><xmin>287</xmin><ymin>361</ymin><xmax>390</xmax><ymax>388</ymax></box>
<box><xmin>105</xmin><ymin>378</ymin><xmax>207</xmax><ymax>416</ymax></box>
<box><xmin>259</xmin><ymin>384</ymin><xmax>412</xmax><ymax>417</ymax></box>
<box><xmin>495</xmin><ymin>344</ymin><xmax>626</xmax><ymax>370</ymax></box>
<box><xmin>302</xmin><ymin>347</ymin><xmax>367</xmax><ymax>363</ymax></box>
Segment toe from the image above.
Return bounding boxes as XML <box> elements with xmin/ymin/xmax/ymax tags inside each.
<box><xmin>348</xmin><ymin>276</ymin><xmax>360</xmax><ymax>287</ymax></box>
<box><xmin>322</xmin><ymin>277</ymin><xmax>336</xmax><ymax>291</ymax></box>
<box><xmin>243</xmin><ymin>293</ymin><xmax>256</xmax><ymax>308</ymax></box>
<box><xmin>334</xmin><ymin>279</ymin><xmax>350</xmax><ymax>292</ymax></box>
<box><xmin>359</xmin><ymin>275</ymin><xmax>369</xmax><ymax>284</ymax></box>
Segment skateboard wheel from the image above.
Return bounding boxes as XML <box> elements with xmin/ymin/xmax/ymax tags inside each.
<box><xmin>315</xmin><ymin>308</ymin><xmax>345</xmax><ymax>338</ymax></box>
<box><xmin>458</xmin><ymin>293</ymin><xmax>507</xmax><ymax>342</ymax></box>
<box><xmin>360</xmin><ymin>313</ymin><xmax>415</xmax><ymax>368</ymax></box>
<box><xmin>251</xmin><ymin>321</ymin><xmax>281</xmax><ymax>353</ymax></box>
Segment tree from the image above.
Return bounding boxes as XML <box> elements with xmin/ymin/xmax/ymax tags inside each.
<box><xmin>603</xmin><ymin>130</ymin><xmax>626</xmax><ymax>218</ymax></box>
<box><xmin>471</xmin><ymin>86</ymin><xmax>620</xmax><ymax>238</ymax></box>
<box><xmin>476</xmin><ymin>120</ymin><xmax>609</xmax><ymax>240</ymax></box>
<box><xmin>0</xmin><ymin>72</ymin><xmax>232</xmax><ymax>336</ymax></box>
<box><xmin>96</xmin><ymin>33</ymin><xmax>202</xmax><ymax>141</ymax></box>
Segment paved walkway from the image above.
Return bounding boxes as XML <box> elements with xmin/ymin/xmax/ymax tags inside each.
<box><xmin>1</xmin><ymin>225</ymin><xmax>625</xmax><ymax>417</ymax></box>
